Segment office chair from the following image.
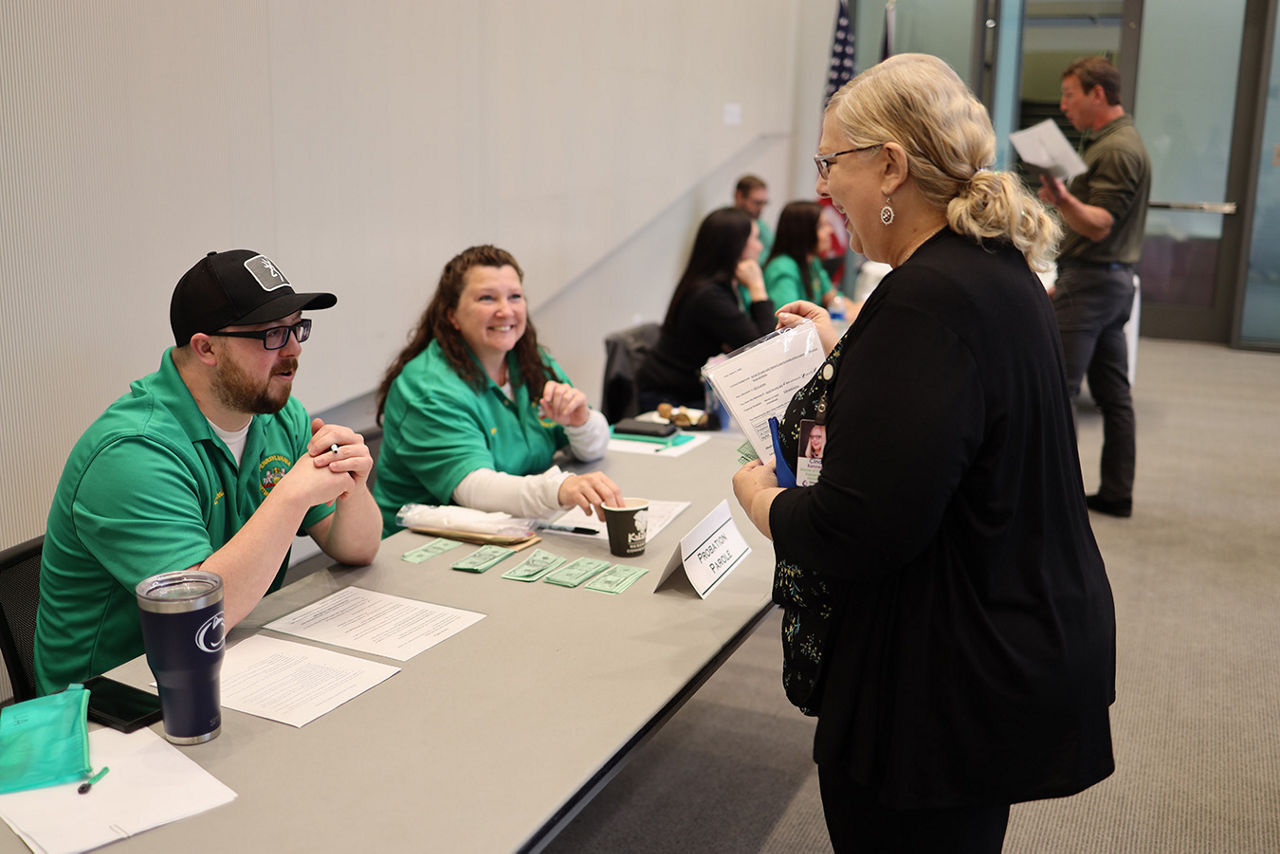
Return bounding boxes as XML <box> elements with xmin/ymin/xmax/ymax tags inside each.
<box><xmin>0</xmin><ymin>535</ymin><xmax>44</xmax><ymax>705</ymax></box>
<box><xmin>601</xmin><ymin>322</ymin><xmax>661</xmax><ymax>423</ymax></box>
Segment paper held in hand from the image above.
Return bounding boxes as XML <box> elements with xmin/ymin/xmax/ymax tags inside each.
<box><xmin>1009</xmin><ymin>119</ymin><xmax>1088</xmax><ymax>183</ymax></box>
<box><xmin>654</xmin><ymin>499</ymin><xmax>751</xmax><ymax>598</ymax></box>
<box><xmin>701</xmin><ymin>320</ymin><xmax>825</xmax><ymax>463</ymax></box>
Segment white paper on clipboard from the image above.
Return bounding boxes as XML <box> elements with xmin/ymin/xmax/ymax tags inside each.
<box><xmin>701</xmin><ymin>320</ymin><xmax>825</xmax><ymax>462</ymax></box>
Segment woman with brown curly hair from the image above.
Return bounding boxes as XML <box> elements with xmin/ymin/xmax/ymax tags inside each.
<box><xmin>372</xmin><ymin>245</ymin><xmax>620</xmax><ymax>536</ymax></box>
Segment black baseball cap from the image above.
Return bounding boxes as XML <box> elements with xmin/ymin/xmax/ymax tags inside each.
<box><xmin>170</xmin><ymin>249</ymin><xmax>337</xmax><ymax>346</ymax></box>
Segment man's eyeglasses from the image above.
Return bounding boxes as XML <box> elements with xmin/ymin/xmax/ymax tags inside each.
<box><xmin>813</xmin><ymin>144</ymin><xmax>884</xmax><ymax>180</ymax></box>
<box><xmin>208</xmin><ymin>319</ymin><xmax>312</xmax><ymax>350</ymax></box>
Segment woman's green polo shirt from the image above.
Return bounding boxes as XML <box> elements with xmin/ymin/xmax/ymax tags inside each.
<box><xmin>371</xmin><ymin>340</ymin><xmax>571</xmax><ymax>536</ymax></box>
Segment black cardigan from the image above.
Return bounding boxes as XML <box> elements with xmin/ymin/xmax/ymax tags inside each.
<box><xmin>637</xmin><ymin>277</ymin><xmax>775</xmax><ymax>406</ymax></box>
<box><xmin>771</xmin><ymin>228</ymin><xmax>1116</xmax><ymax>808</ymax></box>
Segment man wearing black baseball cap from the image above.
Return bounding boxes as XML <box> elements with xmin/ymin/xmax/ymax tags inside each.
<box><xmin>34</xmin><ymin>250</ymin><xmax>382</xmax><ymax>695</ymax></box>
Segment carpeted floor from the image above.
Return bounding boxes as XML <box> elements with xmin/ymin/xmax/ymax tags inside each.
<box><xmin>544</xmin><ymin>339</ymin><xmax>1280</xmax><ymax>853</ymax></box>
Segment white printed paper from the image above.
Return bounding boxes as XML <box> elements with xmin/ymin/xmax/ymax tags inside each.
<box><xmin>263</xmin><ymin>586</ymin><xmax>486</xmax><ymax>661</ymax></box>
<box><xmin>1009</xmin><ymin>119</ymin><xmax>1088</xmax><ymax>182</ymax></box>
<box><xmin>552</xmin><ymin>499</ymin><xmax>690</xmax><ymax>541</ymax></box>
<box><xmin>219</xmin><ymin>635</ymin><xmax>399</xmax><ymax>727</ymax></box>
<box><xmin>701</xmin><ymin>322</ymin><xmax>825</xmax><ymax>462</ymax></box>
<box><xmin>606</xmin><ymin>432</ymin><xmax>711</xmax><ymax>457</ymax></box>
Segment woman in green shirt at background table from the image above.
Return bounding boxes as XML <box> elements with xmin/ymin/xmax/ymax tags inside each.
<box><xmin>763</xmin><ymin>200</ymin><xmax>843</xmax><ymax>310</ymax></box>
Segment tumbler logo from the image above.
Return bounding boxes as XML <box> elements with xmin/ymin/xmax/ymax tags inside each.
<box><xmin>195</xmin><ymin>613</ymin><xmax>226</xmax><ymax>653</ymax></box>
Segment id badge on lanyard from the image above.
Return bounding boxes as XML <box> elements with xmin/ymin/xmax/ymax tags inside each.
<box><xmin>796</xmin><ymin>363</ymin><xmax>833</xmax><ymax>487</ymax></box>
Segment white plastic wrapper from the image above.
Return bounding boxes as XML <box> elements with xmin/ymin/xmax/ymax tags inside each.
<box><xmin>395</xmin><ymin>504</ymin><xmax>534</xmax><ymax>537</ymax></box>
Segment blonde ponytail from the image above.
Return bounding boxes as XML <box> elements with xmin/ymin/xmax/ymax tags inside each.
<box><xmin>948</xmin><ymin>170</ymin><xmax>1060</xmax><ymax>272</ymax></box>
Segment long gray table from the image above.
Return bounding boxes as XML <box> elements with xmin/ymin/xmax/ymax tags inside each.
<box><xmin>8</xmin><ymin>433</ymin><xmax>777</xmax><ymax>853</ymax></box>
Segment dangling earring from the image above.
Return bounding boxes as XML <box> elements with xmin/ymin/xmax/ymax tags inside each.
<box><xmin>880</xmin><ymin>197</ymin><xmax>895</xmax><ymax>226</ymax></box>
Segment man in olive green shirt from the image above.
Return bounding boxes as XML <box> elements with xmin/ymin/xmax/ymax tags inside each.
<box><xmin>35</xmin><ymin>250</ymin><xmax>382</xmax><ymax>694</ymax></box>
<box><xmin>1039</xmin><ymin>56</ymin><xmax>1151</xmax><ymax>518</ymax></box>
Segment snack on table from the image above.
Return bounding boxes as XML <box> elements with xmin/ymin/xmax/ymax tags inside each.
<box><xmin>655</xmin><ymin>402</ymin><xmax>708</xmax><ymax>429</ymax></box>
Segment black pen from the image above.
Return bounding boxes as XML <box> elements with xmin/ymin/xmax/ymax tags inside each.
<box><xmin>532</xmin><ymin>522</ymin><xmax>598</xmax><ymax>535</ymax></box>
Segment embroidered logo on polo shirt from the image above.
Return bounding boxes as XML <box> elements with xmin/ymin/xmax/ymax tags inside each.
<box><xmin>533</xmin><ymin>400</ymin><xmax>556</xmax><ymax>429</ymax></box>
<box><xmin>259</xmin><ymin>454</ymin><xmax>291</xmax><ymax>496</ymax></box>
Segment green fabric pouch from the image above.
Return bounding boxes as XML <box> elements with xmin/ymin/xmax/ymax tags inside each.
<box><xmin>0</xmin><ymin>684</ymin><xmax>91</xmax><ymax>794</ymax></box>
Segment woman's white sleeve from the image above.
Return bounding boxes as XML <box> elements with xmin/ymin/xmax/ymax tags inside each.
<box><xmin>564</xmin><ymin>409</ymin><xmax>610</xmax><ymax>462</ymax></box>
<box><xmin>451</xmin><ymin>466</ymin><xmax>570</xmax><ymax>519</ymax></box>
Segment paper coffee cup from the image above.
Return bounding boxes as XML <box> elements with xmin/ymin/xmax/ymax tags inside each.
<box><xmin>602</xmin><ymin>498</ymin><xmax>649</xmax><ymax>557</ymax></box>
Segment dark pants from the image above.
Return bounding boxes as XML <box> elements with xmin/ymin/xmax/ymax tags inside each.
<box><xmin>1054</xmin><ymin>263</ymin><xmax>1137</xmax><ymax>502</ymax></box>
<box><xmin>818</xmin><ymin>764</ymin><xmax>1010</xmax><ymax>854</ymax></box>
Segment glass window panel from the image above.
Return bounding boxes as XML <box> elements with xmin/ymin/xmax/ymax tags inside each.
<box><xmin>856</xmin><ymin>2</ymin><xmax>975</xmax><ymax>85</ymax></box>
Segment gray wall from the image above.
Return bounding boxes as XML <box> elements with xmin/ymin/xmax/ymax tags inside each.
<box><xmin>0</xmin><ymin>1</ymin><xmax>837</xmax><ymax>546</ymax></box>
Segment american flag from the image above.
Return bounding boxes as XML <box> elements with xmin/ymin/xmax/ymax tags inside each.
<box><xmin>824</xmin><ymin>2</ymin><xmax>856</xmax><ymax>104</ymax></box>
<box><xmin>818</xmin><ymin>3</ymin><xmax>858</xmax><ymax>282</ymax></box>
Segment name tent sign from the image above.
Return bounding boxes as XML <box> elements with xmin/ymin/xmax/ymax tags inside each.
<box><xmin>655</xmin><ymin>500</ymin><xmax>751</xmax><ymax>598</ymax></box>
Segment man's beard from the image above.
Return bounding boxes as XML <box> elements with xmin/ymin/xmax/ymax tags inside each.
<box><xmin>212</xmin><ymin>354</ymin><xmax>296</xmax><ymax>415</ymax></box>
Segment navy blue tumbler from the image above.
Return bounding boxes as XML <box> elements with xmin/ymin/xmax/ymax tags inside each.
<box><xmin>135</xmin><ymin>570</ymin><xmax>225</xmax><ymax>744</ymax></box>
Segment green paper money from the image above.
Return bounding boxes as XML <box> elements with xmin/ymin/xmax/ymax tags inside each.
<box><xmin>401</xmin><ymin>538</ymin><xmax>465</xmax><ymax>563</ymax></box>
<box><xmin>501</xmin><ymin>549</ymin><xmax>566</xmax><ymax>582</ymax></box>
<box><xmin>543</xmin><ymin>556</ymin><xmax>611</xmax><ymax>588</ymax></box>
<box><xmin>585</xmin><ymin>564</ymin><xmax>648</xmax><ymax>594</ymax></box>
<box><xmin>451</xmin><ymin>544</ymin><xmax>516</xmax><ymax>573</ymax></box>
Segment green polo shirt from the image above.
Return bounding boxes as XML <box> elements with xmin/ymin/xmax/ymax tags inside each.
<box><xmin>372</xmin><ymin>340</ymin><xmax>571</xmax><ymax>536</ymax></box>
<box><xmin>762</xmin><ymin>255</ymin><xmax>834</xmax><ymax>306</ymax></box>
<box><xmin>34</xmin><ymin>349</ymin><xmax>335</xmax><ymax>695</ymax></box>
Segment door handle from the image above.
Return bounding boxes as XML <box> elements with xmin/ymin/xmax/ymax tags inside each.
<box><xmin>1148</xmin><ymin>201</ymin><xmax>1237</xmax><ymax>214</ymax></box>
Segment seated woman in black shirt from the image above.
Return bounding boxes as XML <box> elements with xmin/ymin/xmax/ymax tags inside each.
<box><xmin>636</xmin><ymin>207</ymin><xmax>774</xmax><ymax>411</ymax></box>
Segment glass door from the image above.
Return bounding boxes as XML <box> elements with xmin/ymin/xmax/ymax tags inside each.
<box><xmin>1132</xmin><ymin>0</ymin><xmax>1251</xmax><ymax>342</ymax></box>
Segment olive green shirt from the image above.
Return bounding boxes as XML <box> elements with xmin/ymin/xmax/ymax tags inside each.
<box><xmin>1059</xmin><ymin>114</ymin><xmax>1152</xmax><ymax>265</ymax></box>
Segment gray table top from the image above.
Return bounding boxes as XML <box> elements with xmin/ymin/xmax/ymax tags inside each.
<box><xmin>7</xmin><ymin>432</ymin><xmax>778</xmax><ymax>853</ymax></box>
